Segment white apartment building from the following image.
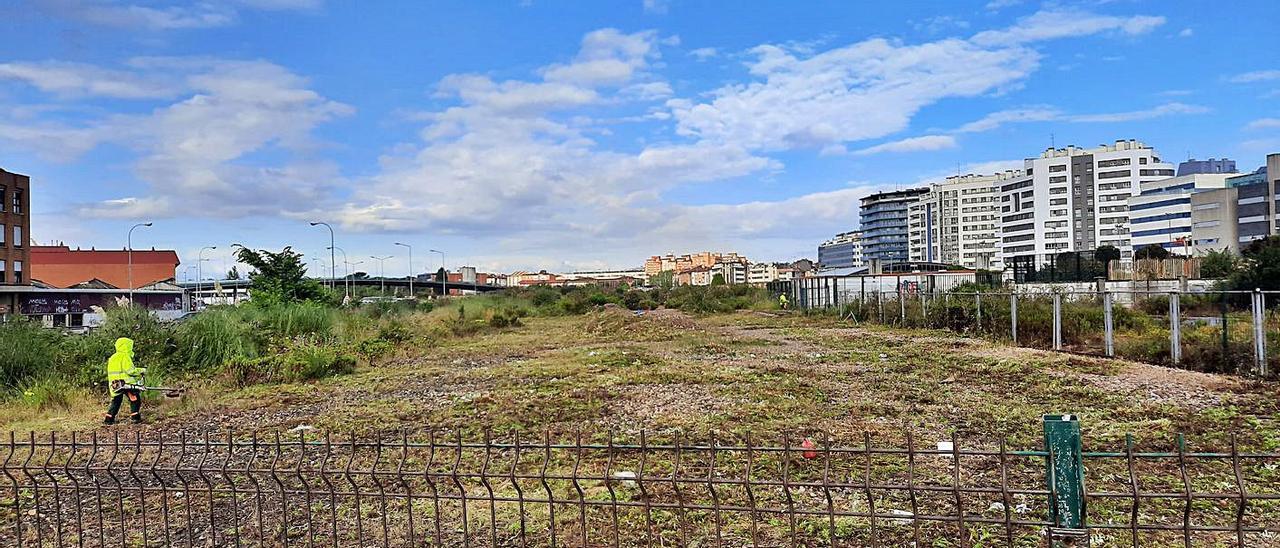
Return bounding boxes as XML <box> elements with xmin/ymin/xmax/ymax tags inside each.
<box><xmin>907</xmin><ymin>173</ymin><xmax>1003</xmax><ymax>270</ymax></box>
<box><xmin>816</xmin><ymin>231</ymin><xmax>863</xmax><ymax>270</ymax></box>
<box><xmin>1129</xmin><ymin>173</ymin><xmax>1231</xmax><ymax>254</ymax></box>
<box><xmin>998</xmin><ymin>139</ymin><xmax>1176</xmax><ymax>266</ymax></box>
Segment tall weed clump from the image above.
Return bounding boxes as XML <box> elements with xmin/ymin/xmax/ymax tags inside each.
<box><xmin>175</xmin><ymin>307</ymin><xmax>261</xmax><ymax>372</ymax></box>
<box><xmin>253</xmin><ymin>302</ymin><xmax>335</xmax><ymax>338</ymax></box>
<box><xmin>0</xmin><ymin>318</ymin><xmax>61</xmax><ymax>389</ymax></box>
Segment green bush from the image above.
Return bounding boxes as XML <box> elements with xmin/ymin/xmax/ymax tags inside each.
<box><xmin>0</xmin><ymin>317</ymin><xmax>61</xmax><ymax>389</ymax></box>
<box><xmin>176</xmin><ymin>307</ymin><xmax>261</xmax><ymax>371</ymax></box>
<box><xmin>283</xmin><ymin>343</ymin><xmax>356</xmax><ymax>382</ymax></box>
<box><xmin>252</xmin><ymin>302</ymin><xmax>334</xmax><ymax>338</ymax></box>
<box><xmin>16</xmin><ymin>376</ymin><xmax>78</xmax><ymax>411</ymax></box>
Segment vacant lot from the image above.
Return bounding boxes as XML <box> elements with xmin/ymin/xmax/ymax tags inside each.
<box><xmin>5</xmin><ymin>308</ymin><xmax>1279</xmax><ymax>546</ymax></box>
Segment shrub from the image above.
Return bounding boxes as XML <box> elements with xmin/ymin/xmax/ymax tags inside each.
<box><xmin>283</xmin><ymin>343</ymin><xmax>356</xmax><ymax>382</ymax></box>
<box><xmin>176</xmin><ymin>307</ymin><xmax>261</xmax><ymax>371</ymax></box>
<box><xmin>0</xmin><ymin>317</ymin><xmax>61</xmax><ymax>389</ymax></box>
<box><xmin>253</xmin><ymin>302</ymin><xmax>334</xmax><ymax>338</ymax></box>
<box><xmin>17</xmin><ymin>376</ymin><xmax>78</xmax><ymax>412</ymax></box>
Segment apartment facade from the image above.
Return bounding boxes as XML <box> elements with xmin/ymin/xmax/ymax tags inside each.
<box><xmin>0</xmin><ymin>169</ymin><xmax>31</xmax><ymax>286</ymax></box>
<box><xmin>998</xmin><ymin>140</ymin><xmax>1175</xmax><ymax>266</ymax></box>
<box><xmin>859</xmin><ymin>187</ymin><xmax>928</xmax><ymax>264</ymax></box>
<box><xmin>816</xmin><ymin>230</ymin><xmax>863</xmax><ymax>269</ymax></box>
<box><xmin>644</xmin><ymin>252</ymin><xmax>748</xmax><ymax>278</ymax></box>
<box><xmin>1177</xmin><ymin>158</ymin><xmax>1236</xmax><ymax>176</ymax></box>
<box><xmin>907</xmin><ymin>174</ymin><xmax>1002</xmax><ymax>270</ymax></box>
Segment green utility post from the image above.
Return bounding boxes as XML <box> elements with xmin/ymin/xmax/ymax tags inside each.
<box><xmin>1044</xmin><ymin>414</ymin><xmax>1087</xmax><ymax>546</ymax></box>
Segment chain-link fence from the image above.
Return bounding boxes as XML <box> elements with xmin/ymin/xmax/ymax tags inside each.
<box><xmin>3</xmin><ymin>418</ymin><xmax>1280</xmax><ymax>546</ymax></box>
<box><xmin>791</xmin><ymin>278</ymin><xmax>1277</xmax><ymax>378</ymax></box>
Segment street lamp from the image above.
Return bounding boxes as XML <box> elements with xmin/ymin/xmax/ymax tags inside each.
<box><xmin>229</xmin><ymin>243</ymin><xmax>245</xmax><ymax>305</ymax></box>
<box><xmin>309</xmin><ymin>221</ymin><xmax>336</xmax><ymax>290</ymax></box>
<box><xmin>328</xmin><ymin>246</ymin><xmax>351</xmax><ymax>300</ymax></box>
<box><xmin>394</xmin><ymin>242</ymin><xmax>414</xmax><ymax>298</ymax></box>
<box><xmin>430</xmin><ymin>249</ymin><xmax>446</xmax><ymax>297</ymax></box>
<box><xmin>127</xmin><ymin>222</ymin><xmax>153</xmax><ymax>303</ymax></box>
<box><xmin>371</xmin><ymin>255</ymin><xmax>393</xmax><ymax>296</ymax></box>
<box><xmin>196</xmin><ymin>245</ymin><xmax>217</xmax><ymax>310</ymax></box>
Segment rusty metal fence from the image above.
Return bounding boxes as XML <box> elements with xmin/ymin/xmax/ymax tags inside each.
<box><xmin>3</xmin><ymin>419</ymin><xmax>1280</xmax><ymax>547</ymax></box>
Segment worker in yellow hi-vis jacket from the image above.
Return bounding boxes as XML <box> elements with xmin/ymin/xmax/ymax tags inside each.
<box><xmin>104</xmin><ymin>337</ymin><xmax>146</xmax><ymax>424</ymax></box>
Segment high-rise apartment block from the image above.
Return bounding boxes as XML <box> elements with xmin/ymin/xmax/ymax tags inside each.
<box><xmin>859</xmin><ymin>188</ymin><xmax>929</xmax><ymax>264</ymax></box>
<box><xmin>998</xmin><ymin>139</ymin><xmax>1176</xmax><ymax>266</ymax></box>
<box><xmin>817</xmin><ymin>230</ymin><xmax>863</xmax><ymax>269</ymax></box>
<box><xmin>907</xmin><ymin>174</ymin><xmax>1003</xmax><ymax>270</ymax></box>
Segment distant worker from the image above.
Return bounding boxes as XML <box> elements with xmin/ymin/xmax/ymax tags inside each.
<box><xmin>779</xmin><ymin>293</ymin><xmax>789</xmax><ymax>309</ymax></box>
<box><xmin>104</xmin><ymin>337</ymin><xmax>146</xmax><ymax>425</ymax></box>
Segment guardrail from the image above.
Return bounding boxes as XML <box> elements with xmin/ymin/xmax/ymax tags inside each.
<box><xmin>3</xmin><ymin>417</ymin><xmax>1278</xmax><ymax>546</ymax></box>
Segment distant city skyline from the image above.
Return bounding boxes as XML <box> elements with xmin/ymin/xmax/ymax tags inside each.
<box><xmin>1</xmin><ymin>1</ymin><xmax>1277</xmax><ymax>273</ymax></box>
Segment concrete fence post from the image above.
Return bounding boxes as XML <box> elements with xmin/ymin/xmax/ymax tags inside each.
<box><xmin>1044</xmin><ymin>414</ymin><xmax>1087</xmax><ymax>546</ymax></box>
<box><xmin>976</xmin><ymin>291</ymin><xmax>983</xmax><ymax>330</ymax></box>
<box><xmin>1053</xmin><ymin>293</ymin><xmax>1063</xmax><ymax>351</ymax></box>
<box><xmin>878</xmin><ymin>290</ymin><xmax>885</xmax><ymax>324</ymax></box>
<box><xmin>1170</xmin><ymin>291</ymin><xmax>1181</xmax><ymax>365</ymax></box>
<box><xmin>1103</xmin><ymin>291</ymin><xmax>1114</xmax><ymax>357</ymax></box>
<box><xmin>1254</xmin><ymin>288</ymin><xmax>1267</xmax><ymax>376</ymax></box>
<box><xmin>1010</xmin><ymin>293</ymin><xmax>1018</xmax><ymax>345</ymax></box>
<box><xmin>898</xmin><ymin>284</ymin><xmax>905</xmax><ymax>325</ymax></box>
<box><xmin>920</xmin><ymin>290</ymin><xmax>927</xmax><ymax>325</ymax></box>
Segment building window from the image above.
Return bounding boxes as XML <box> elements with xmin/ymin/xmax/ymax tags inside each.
<box><xmin>13</xmin><ymin>260</ymin><xmax>22</xmax><ymax>284</ymax></box>
<box><xmin>1140</xmin><ymin>158</ymin><xmax>1148</xmax><ymax>165</ymax></box>
<box><xmin>1048</xmin><ymin>164</ymin><xmax>1067</xmax><ymax>172</ymax></box>
<box><xmin>0</xmin><ymin>260</ymin><xmax>5</xmax><ymax>283</ymax></box>
<box><xmin>0</xmin><ymin>186</ymin><xmax>5</xmax><ymax>213</ymax></box>
<box><xmin>12</xmin><ymin>190</ymin><xmax>21</xmax><ymax>215</ymax></box>
<box><xmin>12</xmin><ymin>226</ymin><xmax>21</xmax><ymax>248</ymax></box>
<box><xmin>0</xmin><ymin>224</ymin><xmax>5</xmax><ymax>246</ymax></box>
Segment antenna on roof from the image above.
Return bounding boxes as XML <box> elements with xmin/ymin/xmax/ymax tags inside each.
<box><xmin>1050</xmin><ymin>133</ymin><xmax>1055</xmax><ymax>149</ymax></box>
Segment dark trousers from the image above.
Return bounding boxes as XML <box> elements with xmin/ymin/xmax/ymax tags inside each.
<box><xmin>106</xmin><ymin>389</ymin><xmax>142</xmax><ymax>419</ymax></box>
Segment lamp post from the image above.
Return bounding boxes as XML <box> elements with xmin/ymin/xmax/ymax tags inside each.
<box><xmin>371</xmin><ymin>255</ymin><xmax>393</xmax><ymax>296</ymax></box>
<box><xmin>309</xmin><ymin>221</ymin><xmax>336</xmax><ymax>290</ymax></box>
<box><xmin>430</xmin><ymin>249</ymin><xmax>446</xmax><ymax>297</ymax></box>
<box><xmin>395</xmin><ymin>242</ymin><xmax>414</xmax><ymax>298</ymax></box>
<box><xmin>229</xmin><ymin>243</ymin><xmax>245</xmax><ymax>305</ymax></box>
<box><xmin>328</xmin><ymin>246</ymin><xmax>351</xmax><ymax>300</ymax></box>
<box><xmin>196</xmin><ymin>245</ymin><xmax>217</xmax><ymax>310</ymax></box>
<box><xmin>127</xmin><ymin>222</ymin><xmax>153</xmax><ymax>303</ymax></box>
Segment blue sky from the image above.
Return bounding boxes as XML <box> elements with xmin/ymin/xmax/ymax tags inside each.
<box><xmin>1</xmin><ymin>0</ymin><xmax>1277</xmax><ymax>278</ymax></box>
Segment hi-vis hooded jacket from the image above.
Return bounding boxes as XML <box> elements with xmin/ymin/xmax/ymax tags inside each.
<box><xmin>106</xmin><ymin>337</ymin><xmax>145</xmax><ymax>394</ymax></box>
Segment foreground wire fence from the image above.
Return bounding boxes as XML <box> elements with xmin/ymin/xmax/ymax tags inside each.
<box><xmin>789</xmin><ymin>280</ymin><xmax>1279</xmax><ymax>378</ymax></box>
<box><xmin>3</xmin><ymin>418</ymin><xmax>1280</xmax><ymax>547</ymax></box>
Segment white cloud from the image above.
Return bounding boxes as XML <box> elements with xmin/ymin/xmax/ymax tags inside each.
<box><xmin>1178</xmin><ymin>28</ymin><xmax>1193</xmax><ymax>38</ymax></box>
<box><xmin>642</xmin><ymin>0</ymin><xmax>668</xmax><ymax>14</ymax></box>
<box><xmin>540</xmin><ymin>29</ymin><xmax>664</xmax><ymax>86</ymax></box>
<box><xmin>984</xmin><ymin>0</ymin><xmax>1022</xmax><ymax>10</ymax></box>
<box><xmin>31</xmin><ymin>0</ymin><xmax>319</xmax><ymax>30</ymax></box>
<box><xmin>1244</xmin><ymin>118</ymin><xmax>1280</xmax><ymax>131</ymax></box>
<box><xmin>956</xmin><ymin>102</ymin><xmax>1207</xmax><ymax>132</ymax></box>
<box><xmin>0</xmin><ymin>58</ymin><xmax>352</xmax><ymax>218</ymax></box>
<box><xmin>689</xmin><ymin>47</ymin><xmax>718</xmax><ymax>60</ymax></box>
<box><xmin>1228</xmin><ymin>70</ymin><xmax>1280</xmax><ymax>83</ymax></box>
<box><xmin>913</xmin><ymin>16</ymin><xmax>970</xmax><ymax>35</ymax></box>
<box><xmin>849</xmin><ymin>135</ymin><xmax>957</xmax><ymax>156</ymax></box>
<box><xmin>668</xmin><ymin>38</ymin><xmax>1038</xmax><ymax>151</ymax></box>
<box><xmin>0</xmin><ymin>61</ymin><xmax>180</xmax><ymax>99</ymax></box>
<box><xmin>970</xmin><ymin>9</ymin><xmax>1164</xmax><ymax>46</ymax></box>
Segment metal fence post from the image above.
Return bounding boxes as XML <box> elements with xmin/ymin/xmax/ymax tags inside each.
<box><xmin>1103</xmin><ymin>291</ymin><xmax>1114</xmax><ymax>357</ymax></box>
<box><xmin>920</xmin><ymin>290</ymin><xmax>927</xmax><ymax>325</ymax></box>
<box><xmin>878</xmin><ymin>290</ymin><xmax>884</xmax><ymax>324</ymax></box>
<box><xmin>1053</xmin><ymin>294</ymin><xmax>1063</xmax><ymax>351</ymax></box>
<box><xmin>1170</xmin><ymin>291</ymin><xmax>1181</xmax><ymax>365</ymax></box>
<box><xmin>1254</xmin><ymin>288</ymin><xmax>1267</xmax><ymax>376</ymax></box>
<box><xmin>1044</xmin><ymin>414</ymin><xmax>1087</xmax><ymax>546</ymax></box>
<box><xmin>976</xmin><ymin>291</ymin><xmax>982</xmax><ymax>330</ymax></box>
<box><xmin>1010</xmin><ymin>293</ymin><xmax>1018</xmax><ymax>345</ymax></box>
<box><xmin>898</xmin><ymin>285</ymin><xmax>905</xmax><ymax>325</ymax></box>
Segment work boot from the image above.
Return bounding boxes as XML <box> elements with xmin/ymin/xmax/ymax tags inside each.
<box><xmin>103</xmin><ymin>414</ymin><xmax>115</xmax><ymax>425</ymax></box>
<box><xmin>129</xmin><ymin>413</ymin><xmax>142</xmax><ymax>424</ymax></box>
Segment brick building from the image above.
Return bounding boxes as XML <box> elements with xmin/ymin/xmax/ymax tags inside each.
<box><xmin>30</xmin><ymin>245</ymin><xmax>180</xmax><ymax>289</ymax></box>
<box><xmin>0</xmin><ymin>168</ymin><xmax>31</xmax><ymax>285</ymax></box>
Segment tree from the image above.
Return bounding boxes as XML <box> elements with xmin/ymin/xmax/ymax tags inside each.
<box><xmin>1094</xmin><ymin>245</ymin><xmax>1121</xmax><ymax>264</ymax></box>
<box><xmin>711</xmin><ymin>273</ymin><xmax>726</xmax><ymax>286</ymax></box>
<box><xmin>1135</xmin><ymin>244</ymin><xmax>1170</xmax><ymax>261</ymax></box>
<box><xmin>226</xmin><ymin>266</ymin><xmax>241</xmax><ymax>280</ymax></box>
<box><xmin>436</xmin><ymin>267</ymin><xmax>448</xmax><ymax>282</ymax></box>
<box><xmin>1227</xmin><ymin>236</ymin><xmax>1280</xmax><ymax>292</ymax></box>
<box><xmin>649</xmin><ymin>270</ymin><xmax>675</xmax><ymax>290</ymax></box>
<box><xmin>1199</xmin><ymin>249</ymin><xmax>1240</xmax><ymax>279</ymax></box>
<box><xmin>234</xmin><ymin>246</ymin><xmax>330</xmax><ymax>304</ymax></box>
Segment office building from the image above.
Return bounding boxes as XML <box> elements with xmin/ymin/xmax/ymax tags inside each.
<box><xmin>1177</xmin><ymin>158</ymin><xmax>1236</xmax><ymax>176</ymax></box>
<box><xmin>998</xmin><ymin>139</ymin><xmax>1176</xmax><ymax>266</ymax></box>
<box><xmin>859</xmin><ymin>187</ymin><xmax>928</xmax><ymax>264</ymax></box>
<box><xmin>907</xmin><ymin>173</ymin><xmax>1003</xmax><ymax>270</ymax></box>
<box><xmin>817</xmin><ymin>230</ymin><xmax>863</xmax><ymax>269</ymax></box>
<box><xmin>0</xmin><ymin>169</ymin><xmax>31</xmax><ymax>286</ymax></box>
<box><xmin>1128</xmin><ymin>173</ymin><xmax>1231</xmax><ymax>253</ymax></box>
<box><xmin>1189</xmin><ymin>187</ymin><xmax>1239</xmax><ymax>253</ymax></box>
<box><xmin>1234</xmin><ymin>153</ymin><xmax>1279</xmax><ymax>245</ymax></box>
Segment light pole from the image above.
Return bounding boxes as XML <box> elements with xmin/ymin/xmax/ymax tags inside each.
<box><xmin>197</xmin><ymin>246</ymin><xmax>217</xmax><ymax>310</ymax></box>
<box><xmin>430</xmin><ymin>249</ymin><xmax>446</xmax><ymax>297</ymax></box>
<box><xmin>328</xmin><ymin>246</ymin><xmax>351</xmax><ymax>300</ymax></box>
<box><xmin>395</xmin><ymin>242</ymin><xmax>414</xmax><ymax>298</ymax></box>
<box><xmin>309</xmin><ymin>221</ymin><xmax>336</xmax><ymax>290</ymax></box>
<box><xmin>230</xmin><ymin>243</ymin><xmax>245</xmax><ymax>305</ymax></box>
<box><xmin>127</xmin><ymin>222</ymin><xmax>153</xmax><ymax>303</ymax></box>
<box><xmin>371</xmin><ymin>255</ymin><xmax>393</xmax><ymax>296</ymax></box>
